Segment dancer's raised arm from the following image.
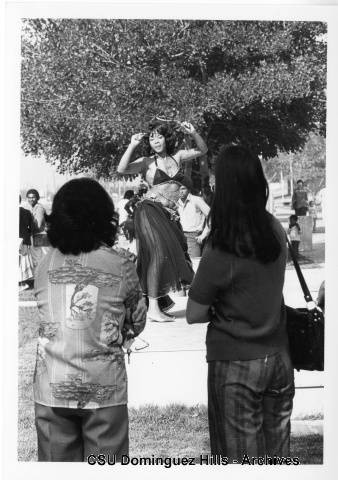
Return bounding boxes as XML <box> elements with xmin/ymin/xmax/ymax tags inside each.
<box><xmin>175</xmin><ymin>122</ymin><xmax>208</xmax><ymax>163</ymax></box>
<box><xmin>117</xmin><ymin>133</ymin><xmax>146</xmax><ymax>175</ymax></box>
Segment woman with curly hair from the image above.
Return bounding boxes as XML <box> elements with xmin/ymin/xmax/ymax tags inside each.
<box><xmin>118</xmin><ymin>120</ymin><xmax>208</xmax><ymax>322</ymax></box>
<box><xmin>33</xmin><ymin>178</ymin><xmax>147</xmax><ymax>462</ymax></box>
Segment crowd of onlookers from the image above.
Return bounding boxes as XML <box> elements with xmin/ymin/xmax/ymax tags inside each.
<box><xmin>20</xmin><ymin>179</ymin><xmax>325</xmax><ymax>290</ymax></box>
<box><xmin>19</xmin><ymin>183</ymin><xmax>214</xmax><ymax>291</ymax></box>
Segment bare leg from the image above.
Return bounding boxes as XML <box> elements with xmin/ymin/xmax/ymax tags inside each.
<box><xmin>147</xmin><ymin>297</ymin><xmax>174</xmax><ymax>322</ymax></box>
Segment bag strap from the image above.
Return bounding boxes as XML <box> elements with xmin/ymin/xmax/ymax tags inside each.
<box><xmin>286</xmin><ymin>234</ymin><xmax>314</xmax><ymax>305</ymax></box>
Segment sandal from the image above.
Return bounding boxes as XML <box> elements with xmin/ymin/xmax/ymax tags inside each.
<box><xmin>162</xmin><ymin>311</ymin><xmax>176</xmax><ymax>320</ymax></box>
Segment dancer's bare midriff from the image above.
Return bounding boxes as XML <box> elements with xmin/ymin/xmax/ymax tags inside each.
<box><xmin>145</xmin><ymin>181</ymin><xmax>181</xmax><ymax>209</ymax></box>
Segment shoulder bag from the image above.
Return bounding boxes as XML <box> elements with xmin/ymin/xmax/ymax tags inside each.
<box><xmin>285</xmin><ymin>235</ymin><xmax>324</xmax><ymax>371</ymax></box>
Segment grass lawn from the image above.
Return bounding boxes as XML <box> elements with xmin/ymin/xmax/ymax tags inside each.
<box><xmin>18</xmin><ymin>306</ymin><xmax>323</xmax><ymax>464</ymax></box>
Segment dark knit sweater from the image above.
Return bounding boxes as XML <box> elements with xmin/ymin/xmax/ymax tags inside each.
<box><xmin>189</xmin><ymin>217</ymin><xmax>288</xmax><ymax>361</ymax></box>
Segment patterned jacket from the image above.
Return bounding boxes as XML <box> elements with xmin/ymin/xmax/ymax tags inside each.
<box><xmin>33</xmin><ymin>246</ymin><xmax>147</xmax><ymax>409</ymax></box>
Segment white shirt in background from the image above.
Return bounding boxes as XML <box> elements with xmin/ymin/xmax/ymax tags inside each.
<box><xmin>288</xmin><ymin>225</ymin><xmax>301</xmax><ymax>242</ymax></box>
<box><xmin>177</xmin><ymin>194</ymin><xmax>210</xmax><ymax>233</ymax></box>
<box><xmin>117</xmin><ymin>199</ymin><xmax>129</xmax><ymax>225</ymax></box>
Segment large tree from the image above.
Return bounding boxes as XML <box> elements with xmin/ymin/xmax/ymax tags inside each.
<box><xmin>21</xmin><ymin>19</ymin><xmax>327</xmax><ymax>179</ymax></box>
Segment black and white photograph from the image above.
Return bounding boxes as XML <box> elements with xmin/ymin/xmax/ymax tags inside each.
<box><xmin>2</xmin><ymin>0</ymin><xmax>338</xmax><ymax>478</ymax></box>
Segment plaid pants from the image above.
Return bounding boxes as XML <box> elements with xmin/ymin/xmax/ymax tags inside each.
<box><xmin>208</xmin><ymin>350</ymin><xmax>294</xmax><ymax>461</ymax></box>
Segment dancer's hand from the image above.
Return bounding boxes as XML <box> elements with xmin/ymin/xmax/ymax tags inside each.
<box><xmin>130</xmin><ymin>133</ymin><xmax>146</xmax><ymax>147</ymax></box>
<box><xmin>180</xmin><ymin>122</ymin><xmax>196</xmax><ymax>135</ymax></box>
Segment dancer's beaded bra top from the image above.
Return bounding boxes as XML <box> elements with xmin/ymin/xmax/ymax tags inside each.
<box><xmin>152</xmin><ymin>155</ymin><xmax>186</xmax><ymax>186</ymax></box>
<box><xmin>143</xmin><ymin>154</ymin><xmax>188</xmax><ymax>209</ymax></box>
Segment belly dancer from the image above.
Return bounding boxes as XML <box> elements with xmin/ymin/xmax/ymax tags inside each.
<box><xmin>117</xmin><ymin>119</ymin><xmax>208</xmax><ymax>322</ymax></box>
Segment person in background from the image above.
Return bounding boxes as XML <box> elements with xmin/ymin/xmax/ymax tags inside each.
<box><xmin>316</xmin><ymin>187</ymin><xmax>326</xmax><ymax>224</ymax></box>
<box><xmin>26</xmin><ymin>188</ymin><xmax>49</xmax><ymax>272</ymax></box>
<box><xmin>124</xmin><ymin>185</ymin><xmax>148</xmax><ymax>219</ymax></box>
<box><xmin>308</xmin><ymin>200</ymin><xmax>318</xmax><ymax>233</ymax></box>
<box><xmin>187</xmin><ymin>145</ymin><xmax>294</xmax><ymax>462</ymax></box>
<box><xmin>120</xmin><ymin>186</ymin><xmax>148</xmax><ymax>248</ymax></box>
<box><xmin>33</xmin><ymin>178</ymin><xmax>147</xmax><ymax>462</ymax></box>
<box><xmin>117</xmin><ymin>189</ymin><xmax>134</xmax><ymax>227</ymax></box>
<box><xmin>287</xmin><ymin>214</ymin><xmax>301</xmax><ymax>260</ymax></box>
<box><xmin>115</xmin><ymin>190</ymin><xmax>137</xmax><ymax>255</ymax></box>
<box><xmin>291</xmin><ymin>179</ymin><xmax>308</xmax><ymax>216</ymax></box>
<box><xmin>178</xmin><ymin>184</ymin><xmax>210</xmax><ymax>258</ymax></box>
<box><xmin>19</xmin><ymin>195</ymin><xmax>34</xmax><ymax>291</ymax></box>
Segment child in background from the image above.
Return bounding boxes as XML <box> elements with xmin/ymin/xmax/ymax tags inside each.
<box><xmin>308</xmin><ymin>200</ymin><xmax>317</xmax><ymax>233</ymax></box>
<box><xmin>121</xmin><ymin>186</ymin><xmax>148</xmax><ymax>256</ymax></box>
<box><xmin>288</xmin><ymin>214</ymin><xmax>301</xmax><ymax>260</ymax></box>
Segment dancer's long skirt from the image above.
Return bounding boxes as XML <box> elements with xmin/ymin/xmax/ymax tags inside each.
<box><xmin>134</xmin><ymin>200</ymin><xmax>194</xmax><ymax>298</ymax></box>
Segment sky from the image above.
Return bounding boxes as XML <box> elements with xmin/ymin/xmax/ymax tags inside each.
<box><xmin>20</xmin><ymin>154</ymin><xmax>81</xmax><ymax>195</ymax></box>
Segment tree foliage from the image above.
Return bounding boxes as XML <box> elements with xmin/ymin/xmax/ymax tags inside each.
<box><xmin>263</xmin><ymin>132</ymin><xmax>325</xmax><ymax>194</ymax></box>
<box><xmin>21</xmin><ymin>19</ymin><xmax>327</xmax><ymax>178</ymax></box>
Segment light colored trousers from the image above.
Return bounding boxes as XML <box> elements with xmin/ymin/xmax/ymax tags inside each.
<box><xmin>184</xmin><ymin>231</ymin><xmax>202</xmax><ymax>258</ymax></box>
<box><xmin>31</xmin><ymin>245</ymin><xmax>49</xmax><ymax>273</ymax></box>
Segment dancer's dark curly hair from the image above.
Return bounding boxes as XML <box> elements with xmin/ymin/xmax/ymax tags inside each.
<box><xmin>143</xmin><ymin>119</ymin><xmax>179</xmax><ymax>155</ymax></box>
<box><xmin>46</xmin><ymin>178</ymin><xmax>117</xmax><ymax>255</ymax></box>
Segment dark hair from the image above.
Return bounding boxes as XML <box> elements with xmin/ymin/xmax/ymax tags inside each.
<box><xmin>122</xmin><ymin>217</ymin><xmax>135</xmax><ymax>242</ymax></box>
<box><xmin>26</xmin><ymin>188</ymin><xmax>40</xmax><ymax>200</ymax></box>
<box><xmin>146</xmin><ymin>119</ymin><xmax>178</xmax><ymax>155</ymax></box>
<box><xmin>209</xmin><ymin>145</ymin><xmax>281</xmax><ymax>263</ymax></box>
<box><xmin>180</xmin><ymin>177</ymin><xmax>193</xmax><ymax>191</ymax></box>
<box><xmin>124</xmin><ymin>189</ymin><xmax>134</xmax><ymax>199</ymax></box>
<box><xmin>138</xmin><ymin>185</ymin><xmax>148</xmax><ymax>195</ymax></box>
<box><xmin>46</xmin><ymin>178</ymin><xmax>117</xmax><ymax>255</ymax></box>
<box><xmin>297</xmin><ymin>179</ymin><xmax>304</xmax><ymax>185</ymax></box>
<box><xmin>289</xmin><ymin>214</ymin><xmax>300</xmax><ymax>231</ymax></box>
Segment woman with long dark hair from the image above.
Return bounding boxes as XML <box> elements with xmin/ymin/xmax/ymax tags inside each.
<box><xmin>117</xmin><ymin>119</ymin><xmax>207</xmax><ymax>322</ymax></box>
<box><xmin>187</xmin><ymin>145</ymin><xmax>294</xmax><ymax>461</ymax></box>
<box><xmin>33</xmin><ymin>178</ymin><xmax>147</xmax><ymax>462</ymax></box>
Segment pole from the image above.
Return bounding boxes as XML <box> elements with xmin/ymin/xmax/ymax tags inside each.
<box><xmin>289</xmin><ymin>156</ymin><xmax>294</xmax><ymax>197</ymax></box>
